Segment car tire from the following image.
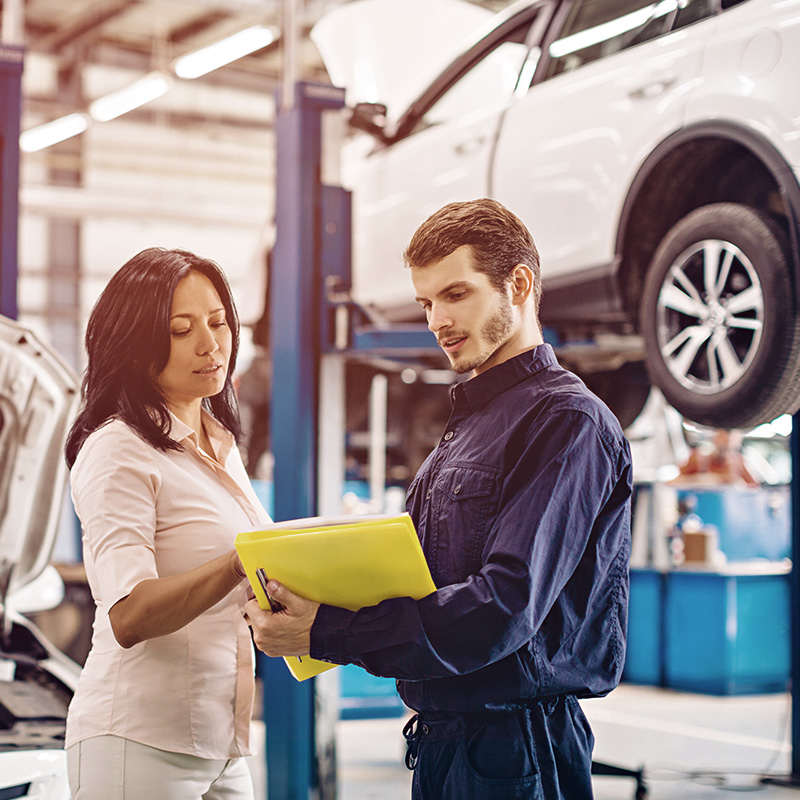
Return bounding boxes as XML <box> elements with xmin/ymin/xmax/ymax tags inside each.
<box><xmin>641</xmin><ymin>202</ymin><xmax>800</xmax><ymax>429</ymax></box>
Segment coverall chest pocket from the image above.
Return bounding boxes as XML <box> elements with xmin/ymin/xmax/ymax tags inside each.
<box><xmin>433</xmin><ymin>466</ymin><xmax>499</xmax><ymax>583</ymax></box>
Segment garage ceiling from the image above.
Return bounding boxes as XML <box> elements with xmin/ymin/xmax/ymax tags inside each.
<box><xmin>10</xmin><ymin>0</ymin><xmax>510</xmax><ymax>126</ymax></box>
<box><xmin>21</xmin><ymin>0</ymin><xmax>330</xmax><ymax>102</ymax></box>
<box><xmin>2</xmin><ymin>0</ymin><xmax>511</xmax><ymax>314</ymax></box>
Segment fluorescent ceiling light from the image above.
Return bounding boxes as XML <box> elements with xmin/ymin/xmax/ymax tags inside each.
<box><xmin>89</xmin><ymin>72</ymin><xmax>171</xmax><ymax>122</ymax></box>
<box><xmin>173</xmin><ymin>25</ymin><xmax>276</xmax><ymax>79</ymax></box>
<box><xmin>19</xmin><ymin>113</ymin><xmax>89</xmax><ymax>152</ymax></box>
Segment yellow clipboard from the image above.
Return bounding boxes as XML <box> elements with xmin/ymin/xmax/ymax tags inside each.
<box><xmin>235</xmin><ymin>512</ymin><xmax>436</xmax><ymax>681</ymax></box>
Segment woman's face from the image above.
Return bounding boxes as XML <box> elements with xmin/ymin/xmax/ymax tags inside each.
<box><xmin>154</xmin><ymin>271</ymin><xmax>232</xmax><ymax>413</ymax></box>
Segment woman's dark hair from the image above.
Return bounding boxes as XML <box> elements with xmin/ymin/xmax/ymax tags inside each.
<box><xmin>65</xmin><ymin>247</ymin><xmax>242</xmax><ymax>468</ymax></box>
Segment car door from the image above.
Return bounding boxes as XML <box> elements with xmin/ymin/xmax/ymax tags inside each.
<box><xmin>343</xmin><ymin>4</ymin><xmax>554</xmax><ymax>318</ymax></box>
<box><xmin>493</xmin><ymin>0</ymin><xmax>718</xmax><ymax>310</ymax></box>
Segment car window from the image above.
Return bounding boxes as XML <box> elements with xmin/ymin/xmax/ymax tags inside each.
<box><xmin>546</xmin><ymin>0</ymin><xmax>714</xmax><ymax>79</ymax></box>
<box><xmin>673</xmin><ymin>0</ymin><xmax>716</xmax><ymax>30</ymax></box>
<box><xmin>413</xmin><ymin>21</ymin><xmax>536</xmax><ymax>133</ymax></box>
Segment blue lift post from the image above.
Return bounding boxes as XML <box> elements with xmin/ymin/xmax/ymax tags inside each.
<box><xmin>263</xmin><ymin>80</ymin><xmax>346</xmax><ymax>800</ymax></box>
<box><xmin>0</xmin><ymin>45</ymin><xmax>23</xmax><ymax>320</ymax></box>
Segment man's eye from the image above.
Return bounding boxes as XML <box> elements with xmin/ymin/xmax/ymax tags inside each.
<box><xmin>449</xmin><ymin>292</ymin><xmax>465</xmax><ymax>301</ymax></box>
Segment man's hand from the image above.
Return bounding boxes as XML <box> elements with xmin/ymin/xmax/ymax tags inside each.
<box><xmin>244</xmin><ymin>581</ymin><xmax>320</xmax><ymax>658</ymax></box>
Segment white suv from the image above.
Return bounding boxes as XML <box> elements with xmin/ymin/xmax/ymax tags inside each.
<box><xmin>0</xmin><ymin>315</ymin><xmax>81</xmax><ymax>799</ymax></box>
<box><xmin>313</xmin><ymin>0</ymin><xmax>800</xmax><ymax>429</ymax></box>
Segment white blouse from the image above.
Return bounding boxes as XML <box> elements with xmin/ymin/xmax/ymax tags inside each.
<box><xmin>65</xmin><ymin>411</ymin><xmax>271</xmax><ymax>759</ymax></box>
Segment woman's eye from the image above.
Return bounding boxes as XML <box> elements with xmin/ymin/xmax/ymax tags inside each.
<box><xmin>211</xmin><ymin>320</ymin><xmax>227</xmax><ymax>329</ymax></box>
<box><xmin>171</xmin><ymin>329</ymin><xmax>191</xmax><ymax>338</ymax></box>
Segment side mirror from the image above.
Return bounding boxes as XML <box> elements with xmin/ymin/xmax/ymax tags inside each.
<box><xmin>349</xmin><ymin>102</ymin><xmax>388</xmax><ymax>137</ymax></box>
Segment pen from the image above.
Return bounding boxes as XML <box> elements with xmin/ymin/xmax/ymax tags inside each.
<box><xmin>255</xmin><ymin>568</ymin><xmax>302</xmax><ymax>662</ymax></box>
<box><xmin>255</xmin><ymin>567</ymin><xmax>284</xmax><ymax>612</ymax></box>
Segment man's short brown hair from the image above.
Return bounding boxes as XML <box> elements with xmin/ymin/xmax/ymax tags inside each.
<box><xmin>403</xmin><ymin>198</ymin><xmax>542</xmax><ymax>311</ymax></box>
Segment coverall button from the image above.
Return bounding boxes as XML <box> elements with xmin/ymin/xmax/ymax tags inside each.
<box><xmin>444</xmin><ymin>431</ymin><xmax>454</xmax><ymax>441</ymax></box>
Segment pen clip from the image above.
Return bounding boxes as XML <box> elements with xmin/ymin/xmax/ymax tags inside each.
<box><xmin>254</xmin><ymin>568</ymin><xmax>301</xmax><ymax>662</ymax></box>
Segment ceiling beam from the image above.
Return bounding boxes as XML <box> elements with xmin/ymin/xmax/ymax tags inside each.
<box><xmin>23</xmin><ymin>95</ymin><xmax>275</xmax><ymax>131</ymax></box>
<box><xmin>167</xmin><ymin>10</ymin><xmax>231</xmax><ymax>44</ymax></box>
<box><xmin>31</xmin><ymin>0</ymin><xmax>138</xmax><ymax>53</ymax></box>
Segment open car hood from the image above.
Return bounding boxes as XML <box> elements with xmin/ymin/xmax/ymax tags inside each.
<box><xmin>310</xmin><ymin>0</ymin><xmax>493</xmax><ymax>125</ymax></box>
<box><xmin>0</xmin><ymin>315</ymin><xmax>79</xmax><ymax>620</ymax></box>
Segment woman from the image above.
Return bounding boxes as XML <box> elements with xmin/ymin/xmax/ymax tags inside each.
<box><xmin>64</xmin><ymin>248</ymin><xmax>270</xmax><ymax>799</ymax></box>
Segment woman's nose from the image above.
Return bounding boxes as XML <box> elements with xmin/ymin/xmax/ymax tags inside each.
<box><xmin>197</xmin><ymin>326</ymin><xmax>220</xmax><ymax>354</ymax></box>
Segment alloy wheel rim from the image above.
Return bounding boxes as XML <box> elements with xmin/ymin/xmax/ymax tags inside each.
<box><xmin>655</xmin><ymin>238</ymin><xmax>763</xmax><ymax>395</ymax></box>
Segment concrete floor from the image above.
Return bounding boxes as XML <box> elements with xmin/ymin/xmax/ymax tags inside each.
<box><xmin>249</xmin><ymin>683</ymin><xmax>800</xmax><ymax>799</ymax></box>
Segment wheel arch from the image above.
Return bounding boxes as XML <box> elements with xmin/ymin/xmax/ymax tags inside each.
<box><xmin>615</xmin><ymin>122</ymin><xmax>800</xmax><ymax>328</ymax></box>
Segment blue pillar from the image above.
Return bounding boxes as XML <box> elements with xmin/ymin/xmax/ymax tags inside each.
<box><xmin>262</xmin><ymin>81</ymin><xmax>345</xmax><ymax>800</ymax></box>
<box><xmin>0</xmin><ymin>46</ymin><xmax>23</xmax><ymax>320</ymax></box>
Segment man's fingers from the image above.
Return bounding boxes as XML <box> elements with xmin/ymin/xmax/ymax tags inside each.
<box><xmin>268</xmin><ymin>580</ymin><xmax>288</xmax><ymax>602</ymax></box>
<box><xmin>243</xmin><ymin>586</ymin><xmax>317</xmax><ymax>658</ymax></box>
<box><xmin>267</xmin><ymin>581</ymin><xmax>304</xmax><ymax>612</ymax></box>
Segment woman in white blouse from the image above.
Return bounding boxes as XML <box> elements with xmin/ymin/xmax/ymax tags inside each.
<box><xmin>64</xmin><ymin>248</ymin><xmax>271</xmax><ymax>799</ymax></box>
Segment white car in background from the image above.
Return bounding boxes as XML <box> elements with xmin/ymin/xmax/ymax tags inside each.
<box><xmin>0</xmin><ymin>315</ymin><xmax>80</xmax><ymax>799</ymax></box>
<box><xmin>313</xmin><ymin>0</ymin><xmax>800</xmax><ymax>429</ymax></box>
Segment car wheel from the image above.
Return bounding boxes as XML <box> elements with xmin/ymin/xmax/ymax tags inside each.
<box><xmin>641</xmin><ymin>202</ymin><xmax>800</xmax><ymax>428</ymax></box>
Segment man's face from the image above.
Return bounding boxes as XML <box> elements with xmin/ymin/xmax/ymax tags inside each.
<box><xmin>411</xmin><ymin>246</ymin><xmax>518</xmax><ymax>376</ymax></box>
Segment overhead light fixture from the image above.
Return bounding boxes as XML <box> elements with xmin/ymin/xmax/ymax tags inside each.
<box><xmin>89</xmin><ymin>72</ymin><xmax>171</xmax><ymax>122</ymax></box>
<box><xmin>173</xmin><ymin>25</ymin><xmax>277</xmax><ymax>79</ymax></box>
<box><xmin>19</xmin><ymin>113</ymin><xmax>89</xmax><ymax>153</ymax></box>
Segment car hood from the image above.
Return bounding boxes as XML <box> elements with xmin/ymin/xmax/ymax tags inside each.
<box><xmin>310</xmin><ymin>0</ymin><xmax>494</xmax><ymax>125</ymax></box>
<box><xmin>0</xmin><ymin>315</ymin><xmax>79</xmax><ymax>616</ymax></box>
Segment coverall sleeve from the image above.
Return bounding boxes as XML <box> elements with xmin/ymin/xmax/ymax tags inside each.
<box><xmin>310</xmin><ymin>409</ymin><xmax>624</xmax><ymax>680</ymax></box>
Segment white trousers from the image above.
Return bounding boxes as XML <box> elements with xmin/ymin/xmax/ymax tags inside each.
<box><xmin>67</xmin><ymin>736</ymin><xmax>255</xmax><ymax>800</ymax></box>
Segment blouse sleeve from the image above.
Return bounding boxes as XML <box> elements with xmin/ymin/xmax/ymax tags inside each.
<box><xmin>71</xmin><ymin>422</ymin><xmax>163</xmax><ymax>609</ymax></box>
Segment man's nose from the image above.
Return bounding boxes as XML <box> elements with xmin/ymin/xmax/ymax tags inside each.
<box><xmin>427</xmin><ymin>304</ymin><xmax>453</xmax><ymax>333</ymax></box>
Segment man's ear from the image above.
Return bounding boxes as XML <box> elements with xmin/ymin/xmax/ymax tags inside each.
<box><xmin>509</xmin><ymin>264</ymin><xmax>535</xmax><ymax>305</ymax></box>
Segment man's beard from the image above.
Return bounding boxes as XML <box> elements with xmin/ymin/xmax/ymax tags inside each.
<box><xmin>450</xmin><ymin>297</ymin><xmax>514</xmax><ymax>374</ymax></box>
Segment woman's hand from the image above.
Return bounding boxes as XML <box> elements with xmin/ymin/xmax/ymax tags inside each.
<box><xmin>244</xmin><ymin>581</ymin><xmax>320</xmax><ymax>658</ymax></box>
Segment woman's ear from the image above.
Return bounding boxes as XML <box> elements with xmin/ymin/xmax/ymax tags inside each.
<box><xmin>509</xmin><ymin>264</ymin><xmax>535</xmax><ymax>306</ymax></box>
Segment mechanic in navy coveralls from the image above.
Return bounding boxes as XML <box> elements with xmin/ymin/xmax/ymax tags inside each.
<box><xmin>245</xmin><ymin>198</ymin><xmax>632</xmax><ymax>799</ymax></box>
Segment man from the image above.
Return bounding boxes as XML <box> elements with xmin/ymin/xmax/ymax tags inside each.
<box><xmin>245</xmin><ymin>198</ymin><xmax>632</xmax><ymax>799</ymax></box>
